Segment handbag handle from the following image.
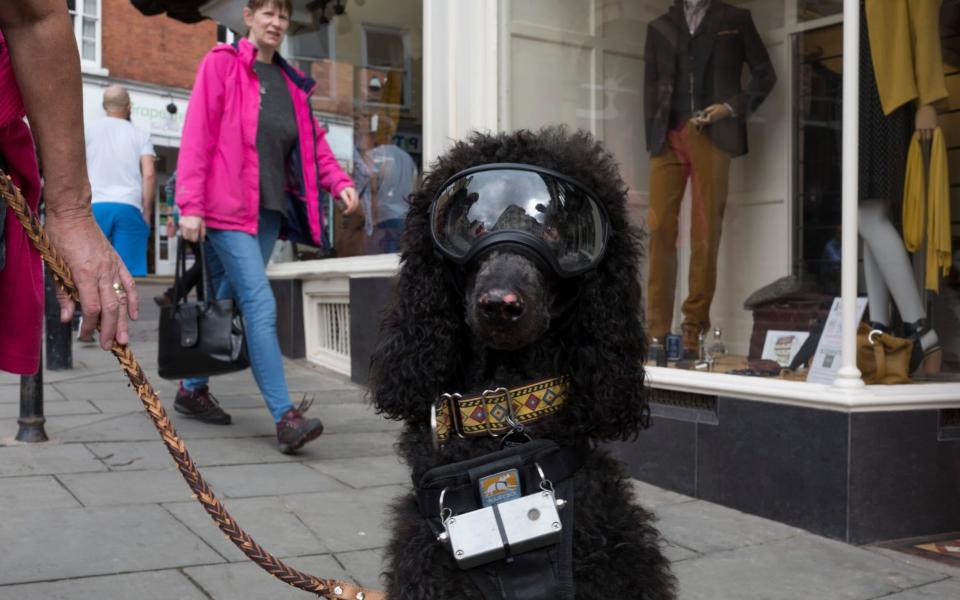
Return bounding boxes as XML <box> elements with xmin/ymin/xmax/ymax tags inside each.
<box><xmin>869</xmin><ymin>330</ymin><xmax>887</xmax><ymax>382</ymax></box>
<box><xmin>173</xmin><ymin>235</ymin><xmax>212</xmax><ymax>308</ymax></box>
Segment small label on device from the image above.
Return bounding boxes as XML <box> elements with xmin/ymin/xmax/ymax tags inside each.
<box><xmin>479</xmin><ymin>468</ymin><xmax>522</xmax><ymax>507</ymax></box>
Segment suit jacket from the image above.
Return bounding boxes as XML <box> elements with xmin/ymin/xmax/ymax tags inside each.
<box><xmin>865</xmin><ymin>0</ymin><xmax>947</xmax><ymax>116</ymax></box>
<box><xmin>644</xmin><ymin>1</ymin><xmax>776</xmax><ymax>157</ymax></box>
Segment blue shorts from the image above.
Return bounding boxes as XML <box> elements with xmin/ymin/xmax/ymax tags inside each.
<box><xmin>92</xmin><ymin>202</ymin><xmax>150</xmax><ymax>276</ymax></box>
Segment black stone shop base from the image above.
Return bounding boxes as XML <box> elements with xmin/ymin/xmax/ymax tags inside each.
<box><xmin>609</xmin><ymin>391</ymin><xmax>960</xmax><ymax>544</ymax></box>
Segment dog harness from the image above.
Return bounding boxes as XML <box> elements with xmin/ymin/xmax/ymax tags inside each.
<box><xmin>431</xmin><ymin>375</ymin><xmax>569</xmax><ymax>446</ymax></box>
<box><xmin>417</xmin><ymin>439</ymin><xmax>586</xmax><ymax>600</ymax></box>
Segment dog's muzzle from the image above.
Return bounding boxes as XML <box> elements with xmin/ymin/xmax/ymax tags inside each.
<box><xmin>429</xmin><ymin>163</ymin><xmax>610</xmax><ymax>278</ymax></box>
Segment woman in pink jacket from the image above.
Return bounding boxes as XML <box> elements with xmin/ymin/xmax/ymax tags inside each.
<box><xmin>175</xmin><ymin>0</ymin><xmax>358</xmax><ymax>454</ymax></box>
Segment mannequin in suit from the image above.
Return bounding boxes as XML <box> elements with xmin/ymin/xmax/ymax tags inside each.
<box><xmin>643</xmin><ymin>0</ymin><xmax>776</xmax><ymax>356</ymax></box>
<box><xmin>858</xmin><ymin>0</ymin><xmax>945</xmax><ymax>374</ymax></box>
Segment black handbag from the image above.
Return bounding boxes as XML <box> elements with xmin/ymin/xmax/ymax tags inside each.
<box><xmin>158</xmin><ymin>238</ymin><xmax>250</xmax><ymax>379</ymax></box>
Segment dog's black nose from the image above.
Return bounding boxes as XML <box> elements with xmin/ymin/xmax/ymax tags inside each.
<box><xmin>478</xmin><ymin>289</ymin><xmax>525</xmax><ymax>321</ymax></box>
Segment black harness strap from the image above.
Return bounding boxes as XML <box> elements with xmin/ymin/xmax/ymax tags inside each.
<box><xmin>416</xmin><ymin>440</ymin><xmax>586</xmax><ymax>600</ymax></box>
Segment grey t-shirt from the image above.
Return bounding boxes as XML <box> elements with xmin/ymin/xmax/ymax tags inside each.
<box><xmin>253</xmin><ymin>60</ymin><xmax>299</xmax><ymax>215</ymax></box>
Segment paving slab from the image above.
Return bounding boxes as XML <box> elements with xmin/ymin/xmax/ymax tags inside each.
<box><xmin>662</xmin><ymin>541</ymin><xmax>700</xmax><ymax>563</ymax></box>
<box><xmin>84</xmin><ymin>437</ymin><xmax>299</xmax><ymax>471</ymax></box>
<box><xmin>0</xmin><ymin>398</ymin><xmax>99</xmax><ymax>419</ymax></box>
<box><xmin>184</xmin><ymin>554</ymin><xmax>348</xmax><ymax>599</ymax></box>
<box><xmin>163</xmin><ymin>497</ymin><xmax>333</xmax><ymax>561</ymax></box>
<box><xmin>54</xmin><ymin>379</ymin><xmax>178</xmax><ymax>414</ymax></box>
<box><xmin>296</xmin><ymin>431</ymin><xmax>400</xmax><ymax>460</ymax></box>
<box><xmin>285</xmin><ymin>485</ymin><xmax>407</xmax><ymax>553</ymax></box>
<box><xmin>199</xmin><ymin>462</ymin><xmax>350</xmax><ymax>498</ymax></box>
<box><xmin>0</xmin><ymin>414</ymin><xmax>122</xmax><ymax>441</ymax></box>
<box><xmin>305</xmin><ymin>454</ymin><xmax>411</xmax><ymax>489</ymax></box>
<box><xmin>0</xmin><ymin>504</ymin><xmax>222</xmax><ymax>585</ymax></box>
<box><xmin>0</xmin><ymin>442</ymin><xmax>106</xmax><ymax>476</ymax></box>
<box><xmin>656</xmin><ymin>499</ymin><xmax>804</xmax><ymax>555</ymax></box>
<box><xmin>0</xmin><ymin>475</ymin><xmax>82</xmax><ymax>513</ymax></box>
<box><xmin>334</xmin><ymin>548</ymin><xmax>389</xmax><ymax>590</ymax></box>
<box><xmin>0</xmin><ymin>384</ymin><xmax>66</xmax><ymax>404</ymax></box>
<box><xmin>0</xmin><ymin>570</ymin><xmax>207</xmax><ymax>600</ymax></box>
<box><xmin>58</xmin><ymin>469</ymin><xmax>196</xmax><ymax>506</ymax></box>
<box><xmin>57</xmin><ymin>408</ymin><xmax>279</xmax><ymax>443</ymax></box>
<box><xmin>672</xmin><ymin>535</ymin><xmax>946</xmax><ymax>600</ymax></box>
<box><xmin>879</xmin><ymin>577</ymin><xmax>960</xmax><ymax>598</ymax></box>
<box><xmin>631</xmin><ymin>478</ymin><xmax>697</xmax><ymax>510</ymax></box>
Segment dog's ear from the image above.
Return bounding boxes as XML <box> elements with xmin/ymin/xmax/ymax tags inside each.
<box><xmin>369</xmin><ymin>190</ymin><xmax>466</xmax><ymax>424</ymax></box>
<box><xmin>560</xmin><ymin>223</ymin><xmax>650</xmax><ymax>442</ymax></box>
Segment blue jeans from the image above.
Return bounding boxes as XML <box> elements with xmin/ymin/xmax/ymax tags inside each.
<box><xmin>183</xmin><ymin>210</ymin><xmax>294</xmax><ymax>422</ymax></box>
<box><xmin>92</xmin><ymin>202</ymin><xmax>149</xmax><ymax>276</ymax></box>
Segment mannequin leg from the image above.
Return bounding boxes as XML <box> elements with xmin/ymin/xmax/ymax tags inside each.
<box><xmin>861</xmin><ymin>241</ymin><xmax>890</xmax><ymax>326</ymax></box>
<box><xmin>858</xmin><ymin>199</ymin><xmax>939</xmax><ymax>365</ymax></box>
<box><xmin>682</xmin><ymin>124</ymin><xmax>731</xmax><ymax>335</ymax></box>
<box><xmin>646</xmin><ymin>137</ymin><xmax>688</xmax><ymax>340</ymax></box>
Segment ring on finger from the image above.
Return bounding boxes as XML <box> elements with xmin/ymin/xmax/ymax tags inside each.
<box><xmin>112</xmin><ymin>282</ymin><xmax>127</xmax><ymax>298</ymax></box>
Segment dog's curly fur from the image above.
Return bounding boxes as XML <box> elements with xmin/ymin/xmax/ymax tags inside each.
<box><xmin>370</xmin><ymin>127</ymin><xmax>676</xmax><ymax>599</ymax></box>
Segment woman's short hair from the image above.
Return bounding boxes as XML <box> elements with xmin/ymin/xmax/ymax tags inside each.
<box><xmin>246</xmin><ymin>0</ymin><xmax>293</xmax><ymax>16</ymax></box>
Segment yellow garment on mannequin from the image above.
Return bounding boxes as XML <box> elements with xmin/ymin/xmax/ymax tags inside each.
<box><xmin>865</xmin><ymin>0</ymin><xmax>948</xmax><ymax>115</ymax></box>
<box><xmin>902</xmin><ymin>128</ymin><xmax>951</xmax><ymax>293</ymax></box>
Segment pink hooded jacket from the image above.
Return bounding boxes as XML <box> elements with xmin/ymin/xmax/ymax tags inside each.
<box><xmin>176</xmin><ymin>39</ymin><xmax>352</xmax><ymax>245</ymax></box>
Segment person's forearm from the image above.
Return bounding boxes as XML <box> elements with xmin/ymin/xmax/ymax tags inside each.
<box><xmin>142</xmin><ymin>176</ymin><xmax>156</xmax><ymax>223</ymax></box>
<box><xmin>0</xmin><ymin>1</ymin><xmax>90</xmax><ymax>219</ymax></box>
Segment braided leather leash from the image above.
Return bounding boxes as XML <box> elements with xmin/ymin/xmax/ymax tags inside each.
<box><xmin>2</xmin><ymin>172</ymin><xmax>384</xmax><ymax>600</ymax></box>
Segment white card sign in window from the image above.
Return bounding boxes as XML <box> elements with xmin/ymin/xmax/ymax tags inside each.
<box><xmin>761</xmin><ymin>330</ymin><xmax>811</xmax><ymax>367</ymax></box>
<box><xmin>806</xmin><ymin>297</ymin><xmax>869</xmax><ymax>385</ymax></box>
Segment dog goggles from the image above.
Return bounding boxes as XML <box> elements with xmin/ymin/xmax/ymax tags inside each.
<box><xmin>429</xmin><ymin>163</ymin><xmax>609</xmax><ymax>277</ymax></box>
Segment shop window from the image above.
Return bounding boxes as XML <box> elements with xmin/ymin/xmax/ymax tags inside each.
<box><xmin>264</xmin><ymin>0</ymin><xmax>423</xmax><ymax>261</ymax></box>
<box><xmin>498</xmin><ymin>0</ymin><xmax>959</xmax><ymax>384</ymax></box>
<box><xmin>288</xmin><ymin>23</ymin><xmax>335</xmax><ymax>72</ymax></box>
<box><xmin>793</xmin><ymin>23</ymin><xmax>843</xmax><ymax>294</ymax></box>
<box><xmin>361</xmin><ymin>25</ymin><xmax>411</xmax><ymax>109</ymax></box>
<box><xmin>797</xmin><ymin>1</ymin><xmax>842</xmax><ymax>23</ymax></box>
<box><xmin>67</xmin><ymin>0</ymin><xmax>101</xmax><ymax>68</ymax></box>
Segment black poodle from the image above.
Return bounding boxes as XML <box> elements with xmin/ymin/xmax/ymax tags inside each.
<box><xmin>370</xmin><ymin>126</ymin><xmax>676</xmax><ymax>599</ymax></box>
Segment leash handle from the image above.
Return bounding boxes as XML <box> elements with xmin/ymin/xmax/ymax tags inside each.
<box><xmin>1</xmin><ymin>172</ymin><xmax>384</xmax><ymax>600</ymax></box>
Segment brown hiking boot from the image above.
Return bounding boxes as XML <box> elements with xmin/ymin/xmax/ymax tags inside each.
<box><xmin>174</xmin><ymin>384</ymin><xmax>232</xmax><ymax>425</ymax></box>
<box><xmin>276</xmin><ymin>398</ymin><xmax>323</xmax><ymax>454</ymax></box>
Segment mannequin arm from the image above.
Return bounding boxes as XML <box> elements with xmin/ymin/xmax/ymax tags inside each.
<box><xmin>909</xmin><ymin>0</ymin><xmax>948</xmax><ymax>107</ymax></box>
<box><xmin>725</xmin><ymin>9</ymin><xmax>776</xmax><ymax>116</ymax></box>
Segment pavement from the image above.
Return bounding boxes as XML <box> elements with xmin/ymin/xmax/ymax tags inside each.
<box><xmin>1</xmin><ymin>282</ymin><xmax>959</xmax><ymax>599</ymax></box>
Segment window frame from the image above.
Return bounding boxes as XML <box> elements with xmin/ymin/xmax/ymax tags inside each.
<box><xmin>68</xmin><ymin>0</ymin><xmax>105</xmax><ymax>73</ymax></box>
<box><xmin>360</xmin><ymin>23</ymin><xmax>413</xmax><ymax>111</ymax></box>
<box><xmin>283</xmin><ymin>22</ymin><xmax>337</xmax><ymax>98</ymax></box>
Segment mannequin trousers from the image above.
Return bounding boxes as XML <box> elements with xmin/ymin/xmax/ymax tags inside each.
<box><xmin>646</xmin><ymin>122</ymin><xmax>731</xmax><ymax>339</ymax></box>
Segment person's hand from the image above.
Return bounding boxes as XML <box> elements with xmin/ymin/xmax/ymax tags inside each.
<box><xmin>915</xmin><ymin>104</ymin><xmax>938</xmax><ymax>141</ymax></box>
<box><xmin>45</xmin><ymin>214</ymin><xmax>138</xmax><ymax>350</ymax></box>
<box><xmin>179</xmin><ymin>215</ymin><xmax>205</xmax><ymax>242</ymax></box>
<box><xmin>165</xmin><ymin>217</ymin><xmax>176</xmax><ymax>239</ymax></box>
<box><xmin>690</xmin><ymin>103</ymin><xmax>733</xmax><ymax>128</ymax></box>
<box><xmin>339</xmin><ymin>186</ymin><xmax>359</xmax><ymax>215</ymax></box>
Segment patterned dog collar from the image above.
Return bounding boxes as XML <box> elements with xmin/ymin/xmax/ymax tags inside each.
<box><xmin>431</xmin><ymin>376</ymin><xmax>569</xmax><ymax>446</ymax></box>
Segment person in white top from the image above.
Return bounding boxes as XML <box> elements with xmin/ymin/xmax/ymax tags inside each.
<box><xmin>85</xmin><ymin>84</ymin><xmax>156</xmax><ymax>277</ymax></box>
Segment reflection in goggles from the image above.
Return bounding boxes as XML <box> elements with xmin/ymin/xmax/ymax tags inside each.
<box><xmin>431</xmin><ymin>166</ymin><xmax>608</xmax><ymax>276</ymax></box>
